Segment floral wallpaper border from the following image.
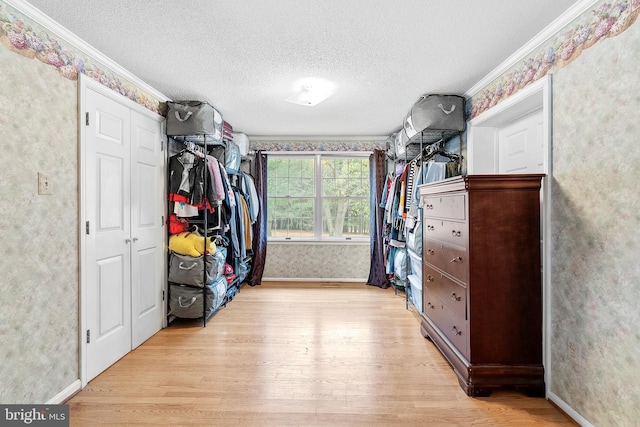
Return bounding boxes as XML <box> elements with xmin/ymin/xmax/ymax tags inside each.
<box><xmin>469</xmin><ymin>0</ymin><xmax>640</xmax><ymax>119</ymax></box>
<box><xmin>4</xmin><ymin>1</ymin><xmax>640</xmax><ymax>128</ymax></box>
<box><xmin>250</xmin><ymin>139</ymin><xmax>386</xmax><ymax>152</ymax></box>
<box><xmin>0</xmin><ymin>1</ymin><xmax>163</xmax><ymax>114</ymax></box>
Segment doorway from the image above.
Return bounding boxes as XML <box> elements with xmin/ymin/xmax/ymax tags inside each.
<box><xmin>466</xmin><ymin>75</ymin><xmax>552</xmax><ymax>395</ymax></box>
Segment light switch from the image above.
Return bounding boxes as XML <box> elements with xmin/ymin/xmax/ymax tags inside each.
<box><xmin>38</xmin><ymin>173</ymin><xmax>53</xmax><ymax>195</ymax></box>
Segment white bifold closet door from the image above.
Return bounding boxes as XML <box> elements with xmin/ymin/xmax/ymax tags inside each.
<box><xmin>82</xmin><ymin>78</ymin><xmax>165</xmax><ymax>383</ymax></box>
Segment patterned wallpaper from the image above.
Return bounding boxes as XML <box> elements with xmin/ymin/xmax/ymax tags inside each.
<box><xmin>0</xmin><ymin>45</ymin><xmax>79</xmax><ymax>403</ymax></box>
<box><xmin>250</xmin><ymin>139</ymin><xmax>385</xmax><ymax>152</ymax></box>
<box><xmin>549</xmin><ymin>17</ymin><xmax>640</xmax><ymax>426</ymax></box>
<box><xmin>0</xmin><ymin>1</ymin><xmax>163</xmax><ymax>114</ymax></box>
<box><xmin>263</xmin><ymin>243</ymin><xmax>370</xmax><ymax>281</ymax></box>
<box><xmin>469</xmin><ymin>0</ymin><xmax>640</xmax><ymax>120</ymax></box>
<box><xmin>467</xmin><ymin>1</ymin><xmax>640</xmax><ymax>425</ymax></box>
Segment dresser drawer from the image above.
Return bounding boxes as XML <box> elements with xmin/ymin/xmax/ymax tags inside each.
<box><xmin>424</xmin><ymin>218</ymin><xmax>467</xmax><ymax>248</ymax></box>
<box><xmin>423</xmin><ymin>242</ymin><xmax>468</xmax><ymax>283</ymax></box>
<box><xmin>439</xmin><ymin>302</ymin><xmax>468</xmax><ymax>358</ymax></box>
<box><xmin>424</xmin><ymin>264</ymin><xmax>467</xmax><ymax>319</ymax></box>
<box><xmin>421</xmin><ymin>194</ymin><xmax>466</xmax><ymax>220</ymax></box>
<box><xmin>423</xmin><ymin>288</ymin><xmax>442</xmax><ymax>323</ymax></box>
<box><xmin>423</xmin><ymin>288</ymin><xmax>468</xmax><ymax>358</ymax></box>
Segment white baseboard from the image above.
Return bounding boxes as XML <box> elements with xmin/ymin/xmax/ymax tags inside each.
<box><xmin>46</xmin><ymin>380</ymin><xmax>82</xmax><ymax>404</ymax></box>
<box><xmin>262</xmin><ymin>277</ymin><xmax>366</xmax><ymax>283</ymax></box>
<box><xmin>548</xmin><ymin>391</ymin><xmax>593</xmax><ymax>427</ymax></box>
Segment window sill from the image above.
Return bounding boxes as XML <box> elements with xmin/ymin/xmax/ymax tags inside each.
<box><xmin>267</xmin><ymin>239</ymin><xmax>369</xmax><ymax>246</ymax></box>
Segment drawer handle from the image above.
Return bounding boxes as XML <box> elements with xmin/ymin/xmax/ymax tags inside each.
<box><xmin>451</xmin><ymin>230</ymin><xmax>461</xmax><ymax>237</ymax></box>
<box><xmin>427</xmin><ymin>225</ymin><xmax>435</xmax><ymax>231</ymax></box>
<box><xmin>449</xmin><ymin>256</ymin><xmax>462</xmax><ymax>263</ymax></box>
<box><xmin>426</xmin><ymin>275</ymin><xmax>434</xmax><ymax>283</ymax></box>
<box><xmin>426</xmin><ymin>204</ymin><xmax>434</xmax><ymax>210</ymax></box>
<box><xmin>426</xmin><ymin>249</ymin><xmax>435</xmax><ymax>256</ymax></box>
<box><xmin>426</xmin><ymin>302</ymin><xmax>434</xmax><ymax>309</ymax></box>
<box><xmin>451</xmin><ymin>292</ymin><xmax>461</xmax><ymax>302</ymax></box>
<box><xmin>452</xmin><ymin>326</ymin><xmax>462</xmax><ymax>336</ymax></box>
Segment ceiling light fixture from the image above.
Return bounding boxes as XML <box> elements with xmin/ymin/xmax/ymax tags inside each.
<box><xmin>285</xmin><ymin>79</ymin><xmax>334</xmax><ymax>107</ymax></box>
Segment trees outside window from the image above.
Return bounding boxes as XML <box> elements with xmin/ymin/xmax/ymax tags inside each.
<box><xmin>267</xmin><ymin>154</ymin><xmax>370</xmax><ymax>240</ymax></box>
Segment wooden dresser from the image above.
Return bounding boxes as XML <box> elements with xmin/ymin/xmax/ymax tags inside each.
<box><xmin>419</xmin><ymin>174</ymin><xmax>545</xmax><ymax>397</ymax></box>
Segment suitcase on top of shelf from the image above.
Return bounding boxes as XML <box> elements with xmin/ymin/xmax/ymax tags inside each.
<box><xmin>166</xmin><ymin>100</ymin><xmax>223</xmax><ymax>139</ymax></box>
<box><xmin>409</xmin><ymin>94</ymin><xmax>466</xmax><ymax>134</ymax></box>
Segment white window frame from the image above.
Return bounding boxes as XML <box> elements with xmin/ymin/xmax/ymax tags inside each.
<box><xmin>267</xmin><ymin>151</ymin><xmax>371</xmax><ymax>243</ymax></box>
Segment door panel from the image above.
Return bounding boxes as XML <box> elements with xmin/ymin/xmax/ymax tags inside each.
<box><xmin>96</xmin><ymin>256</ymin><xmax>126</xmax><ymax>335</ymax></box>
<box><xmin>130</xmin><ymin>109</ymin><xmax>164</xmax><ymax>349</ymax></box>
<box><xmin>137</xmin><ymin>164</ymin><xmax>156</xmax><ymax>226</ymax></box>
<box><xmin>97</xmin><ymin>155</ymin><xmax>125</xmax><ymax>230</ymax></box>
<box><xmin>85</xmin><ymin>87</ymin><xmax>132</xmax><ymax>382</ymax></box>
<box><xmin>136</xmin><ymin>248</ymin><xmax>159</xmax><ymax>314</ymax></box>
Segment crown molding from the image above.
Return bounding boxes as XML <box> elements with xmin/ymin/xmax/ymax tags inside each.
<box><xmin>465</xmin><ymin>0</ymin><xmax>602</xmax><ymax>97</ymax></box>
<box><xmin>5</xmin><ymin>0</ymin><xmax>170</xmax><ymax>102</ymax></box>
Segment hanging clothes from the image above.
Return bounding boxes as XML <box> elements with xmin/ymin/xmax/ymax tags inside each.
<box><xmin>239</xmin><ymin>194</ymin><xmax>253</xmax><ymax>253</ymax></box>
<box><xmin>241</xmin><ymin>172</ymin><xmax>259</xmax><ymax>224</ymax></box>
<box><xmin>168</xmin><ymin>150</ymin><xmax>198</xmax><ymax>201</ymax></box>
<box><xmin>206</xmin><ymin>155</ymin><xmax>225</xmax><ymax>202</ymax></box>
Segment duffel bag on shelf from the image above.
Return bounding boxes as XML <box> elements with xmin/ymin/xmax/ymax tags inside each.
<box><xmin>209</xmin><ymin>276</ymin><xmax>227</xmax><ymax>313</ymax></box>
<box><xmin>212</xmin><ymin>247</ymin><xmax>227</xmax><ymax>280</ymax></box>
<box><xmin>406</xmin><ymin>219</ymin><xmax>423</xmax><ymax>255</ymax></box>
<box><xmin>233</xmin><ymin>132</ymin><xmax>250</xmax><ymax>156</ymax></box>
<box><xmin>394</xmin><ymin>248</ymin><xmax>408</xmax><ymax>281</ymax></box>
<box><xmin>225</xmin><ymin>141</ymin><xmax>241</xmax><ymax>172</ymax></box>
<box><xmin>172</xmin><ymin>133</ymin><xmax>224</xmax><ymax>146</ymax></box>
<box><xmin>385</xmin><ymin>132</ymin><xmax>397</xmax><ymax>160</ymax></box>
<box><xmin>409</xmin><ymin>94</ymin><xmax>466</xmax><ymax>134</ymax></box>
<box><xmin>166</xmin><ymin>100</ymin><xmax>223</xmax><ymax>137</ymax></box>
<box><xmin>168</xmin><ymin>252</ymin><xmax>218</xmax><ymax>287</ymax></box>
<box><xmin>394</xmin><ymin>129</ymin><xmax>421</xmax><ymax>160</ymax></box>
<box><xmin>403</xmin><ymin>111</ymin><xmax>418</xmax><ymax>139</ymax></box>
<box><xmin>169</xmin><ymin>277</ymin><xmax>227</xmax><ymax>319</ymax></box>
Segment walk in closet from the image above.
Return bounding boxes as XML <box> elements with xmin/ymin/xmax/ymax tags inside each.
<box><xmin>165</xmin><ymin>101</ymin><xmax>257</xmax><ymax>326</ymax></box>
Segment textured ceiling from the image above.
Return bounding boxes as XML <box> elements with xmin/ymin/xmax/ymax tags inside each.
<box><xmin>27</xmin><ymin>0</ymin><xmax>579</xmax><ymax>137</ymax></box>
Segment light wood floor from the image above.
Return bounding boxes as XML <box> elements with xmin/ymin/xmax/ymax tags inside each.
<box><xmin>68</xmin><ymin>282</ymin><xmax>574</xmax><ymax>426</ymax></box>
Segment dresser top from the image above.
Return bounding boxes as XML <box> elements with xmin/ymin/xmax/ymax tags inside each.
<box><xmin>418</xmin><ymin>174</ymin><xmax>544</xmax><ymax>195</ymax></box>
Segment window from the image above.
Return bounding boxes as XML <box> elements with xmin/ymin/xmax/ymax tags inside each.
<box><xmin>267</xmin><ymin>154</ymin><xmax>370</xmax><ymax>241</ymax></box>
